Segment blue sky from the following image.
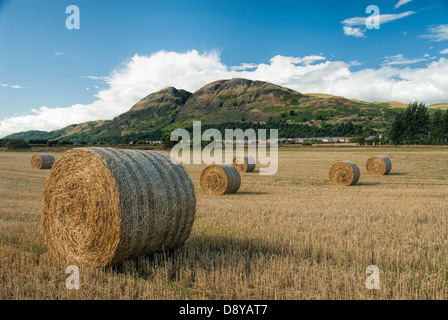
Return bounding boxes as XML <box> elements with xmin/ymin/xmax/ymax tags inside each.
<box><xmin>0</xmin><ymin>0</ymin><xmax>447</xmax><ymax>137</ymax></box>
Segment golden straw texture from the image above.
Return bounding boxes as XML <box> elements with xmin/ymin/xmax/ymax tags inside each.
<box><xmin>232</xmin><ymin>155</ymin><xmax>256</xmax><ymax>173</ymax></box>
<box><xmin>366</xmin><ymin>156</ymin><xmax>392</xmax><ymax>176</ymax></box>
<box><xmin>329</xmin><ymin>161</ymin><xmax>360</xmax><ymax>186</ymax></box>
<box><xmin>41</xmin><ymin>147</ymin><xmax>196</xmax><ymax>268</ymax></box>
<box><xmin>31</xmin><ymin>154</ymin><xmax>55</xmax><ymax>170</ymax></box>
<box><xmin>200</xmin><ymin>164</ymin><xmax>241</xmax><ymax>195</ymax></box>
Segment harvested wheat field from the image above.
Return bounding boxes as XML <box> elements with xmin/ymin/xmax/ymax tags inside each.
<box><xmin>1</xmin><ymin>146</ymin><xmax>448</xmax><ymax>299</ymax></box>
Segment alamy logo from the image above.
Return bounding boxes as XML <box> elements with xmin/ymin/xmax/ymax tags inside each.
<box><xmin>65</xmin><ymin>265</ymin><xmax>80</xmax><ymax>290</ymax></box>
<box><xmin>365</xmin><ymin>5</ymin><xmax>380</xmax><ymax>30</ymax></box>
<box><xmin>66</xmin><ymin>5</ymin><xmax>80</xmax><ymax>30</ymax></box>
<box><xmin>170</xmin><ymin>121</ymin><xmax>278</xmax><ymax>175</ymax></box>
<box><xmin>365</xmin><ymin>265</ymin><xmax>380</xmax><ymax>289</ymax></box>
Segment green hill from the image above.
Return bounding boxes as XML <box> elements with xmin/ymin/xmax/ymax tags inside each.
<box><xmin>5</xmin><ymin>78</ymin><xmax>411</xmax><ymax>142</ymax></box>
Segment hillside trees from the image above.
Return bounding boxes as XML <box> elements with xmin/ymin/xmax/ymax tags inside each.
<box><xmin>389</xmin><ymin>102</ymin><xmax>448</xmax><ymax>145</ymax></box>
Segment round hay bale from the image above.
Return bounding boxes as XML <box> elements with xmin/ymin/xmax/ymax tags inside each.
<box><xmin>41</xmin><ymin>147</ymin><xmax>196</xmax><ymax>268</ymax></box>
<box><xmin>31</xmin><ymin>153</ymin><xmax>55</xmax><ymax>170</ymax></box>
<box><xmin>329</xmin><ymin>161</ymin><xmax>360</xmax><ymax>186</ymax></box>
<box><xmin>232</xmin><ymin>155</ymin><xmax>256</xmax><ymax>173</ymax></box>
<box><xmin>200</xmin><ymin>164</ymin><xmax>241</xmax><ymax>195</ymax></box>
<box><xmin>366</xmin><ymin>155</ymin><xmax>392</xmax><ymax>175</ymax></box>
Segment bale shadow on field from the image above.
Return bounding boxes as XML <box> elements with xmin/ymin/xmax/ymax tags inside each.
<box><xmin>356</xmin><ymin>182</ymin><xmax>382</xmax><ymax>186</ymax></box>
<box><xmin>184</xmin><ymin>234</ymin><xmax>292</xmax><ymax>257</ymax></box>
<box><xmin>114</xmin><ymin>234</ymin><xmax>294</xmax><ymax>281</ymax></box>
<box><xmin>246</xmin><ymin>169</ymin><xmax>260</xmax><ymax>174</ymax></box>
<box><xmin>197</xmin><ymin>190</ymin><xmax>268</xmax><ymax>196</ymax></box>
<box><xmin>236</xmin><ymin>191</ymin><xmax>268</xmax><ymax>195</ymax></box>
<box><xmin>387</xmin><ymin>172</ymin><xmax>408</xmax><ymax>176</ymax></box>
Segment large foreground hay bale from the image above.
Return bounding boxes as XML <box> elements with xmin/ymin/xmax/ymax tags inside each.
<box><xmin>31</xmin><ymin>153</ymin><xmax>55</xmax><ymax>170</ymax></box>
<box><xmin>200</xmin><ymin>164</ymin><xmax>241</xmax><ymax>195</ymax></box>
<box><xmin>232</xmin><ymin>155</ymin><xmax>256</xmax><ymax>173</ymax></box>
<box><xmin>41</xmin><ymin>147</ymin><xmax>196</xmax><ymax>267</ymax></box>
<box><xmin>366</xmin><ymin>156</ymin><xmax>392</xmax><ymax>175</ymax></box>
<box><xmin>329</xmin><ymin>161</ymin><xmax>360</xmax><ymax>186</ymax></box>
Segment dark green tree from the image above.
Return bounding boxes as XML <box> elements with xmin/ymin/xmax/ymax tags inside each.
<box><xmin>161</xmin><ymin>132</ymin><xmax>174</xmax><ymax>148</ymax></box>
<box><xmin>388</xmin><ymin>112</ymin><xmax>405</xmax><ymax>144</ymax></box>
<box><xmin>388</xmin><ymin>102</ymin><xmax>429</xmax><ymax>144</ymax></box>
<box><xmin>5</xmin><ymin>139</ymin><xmax>30</xmax><ymax>150</ymax></box>
<box><xmin>429</xmin><ymin>109</ymin><xmax>445</xmax><ymax>144</ymax></box>
<box><xmin>413</xmin><ymin>102</ymin><xmax>429</xmax><ymax>144</ymax></box>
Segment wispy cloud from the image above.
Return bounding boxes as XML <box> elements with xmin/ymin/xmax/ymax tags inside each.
<box><xmin>440</xmin><ymin>48</ymin><xmax>448</xmax><ymax>54</ymax></box>
<box><xmin>230</xmin><ymin>63</ymin><xmax>258</xmax><ymax>71</ymax></box>
<box><xmin>394</xmin><ymin>0</ymin><xmax>412</xmax><ymax>10</ymax></box>
<box><xmin>342</xmin><ymin>11</ymin><xmax>416</xmax><ymax>38</ymax></box>
<box><xmin>381</xmin><ymin>54</ymin><xmax>427</xmax><ymax>66</ymax></box>
<box><xmin>1</xmin><ymin>83</ymin><xmax>24</xmax><ymax>89</ymax></box>
<box><xmin>1</xmin><ymin>50</ymin><xmax>448</xmax><ymax>137</ymax></box>
<box><xmin>54</xmin><ymin>51</ymin><xmax>66</xmax><ymax>56</ymax></box>
<box><xmin>420</xmin><ymin>24</ymin><xmax>448</xmax><ymax>42</ymax></box>
<box><xmin>82</xmin><ymin>75</ymin><xmax>111</xmax><ymax>81</ymax></box>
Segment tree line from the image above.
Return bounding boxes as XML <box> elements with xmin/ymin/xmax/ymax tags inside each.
<box><xmin>0</xmin><ymin>138</ymin><xmax>75</xmax><ymax>150</ymax></box>
<box><xmin>1</xmin><ymin>120</ymin><xmax>376</xmax><ymax>148</ymax></box>
<box><xmin>388</xmin><ymin>102</ymin><xmax>448</xmax><ymax>145</ymax></box>
<box><xmin>181</xmin><ymin>119</ymin><xmax>374</xmax><ymax>140</ymax></box>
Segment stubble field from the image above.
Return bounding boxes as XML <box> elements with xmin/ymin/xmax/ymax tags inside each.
<box><xmin>1</xmin><ymin>146</ymin><xmax>448</xmax><ymax>299</ymax></box>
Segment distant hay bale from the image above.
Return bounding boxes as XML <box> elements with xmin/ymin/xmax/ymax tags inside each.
<box><xmin>366</xmin><ymin>156</ymin><xmax>392</xmax><ymax>175</ymax></box>
<box><xmin>200</xmin><ymin>164</ymin><xmax>241</xmax><ymax>195</ymax></box>
<box><xmin>41</xmin><ymin>147</ymin><xmax>196</xmax><ymax>268</ymax></box>
<box><xmin>31</xmin><ymin>153</ymin><xmax>55</xmax><ymax>170</ymax></box>
<box><xmin>329</xmin><ymin>161</ymin><xmax>360</xmax><ymax>186</ymax></box>
<box><xmin>232</xmin><ymin>155</ymin><xmax>256</xmax><ymax>173</ymax></box>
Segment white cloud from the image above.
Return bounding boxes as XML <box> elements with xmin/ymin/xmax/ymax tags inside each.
<box><xmin>342</xmin><ymin>11</ymin><xmax>415</xmax><ymax>38</ymax></box>
<box><xmin>230</xmin><ymin>63</ymin><xmax>258</xmax><ymax>71</ymax></box>
<box><xmin>1</xmin><ymin>83</ymin><xmax>24</xmax><ymax>89</ymax></box>
<box><xmin>420</xmin><ymin>24</ymin><xmax>448</xmax><ymax>42</ymax></box>
<box><xmin>440</xmin><ymin>48</ymin><xmax>448</xmax><ymax>54</ymax></box>
<box><xmin>349</xmin><ymin>61</ymin><xmax>363</xmax><ymax>66</ymax></box>
<box><xmin>381</xmin><ymin>54</ymin><xmax>427</xmax><ymax>66</ymax></box>
<box><xmin>1</xmin><ymin>50</ymin><xmax>448</xmax><ymax>137</ymax></box>
<box><xmin>54</xmin><ymin>52</ymin><xmax>66</xmax><ymax>56</ymax></box>
<box><xmin>394</xmin><ymin>0</ymin><xmax>412</xmax><ymax>10</ymax></box>
<box><xmin>343</xmin><ymin>26</ymin><xmax>365</xmax><ymax>38</ymax></box>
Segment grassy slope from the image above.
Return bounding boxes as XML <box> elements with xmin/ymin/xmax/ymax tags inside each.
<box><xmin>428</xmin><ymin>103</ymin><xmax>448</xmax><ymax>110</ymax></box>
